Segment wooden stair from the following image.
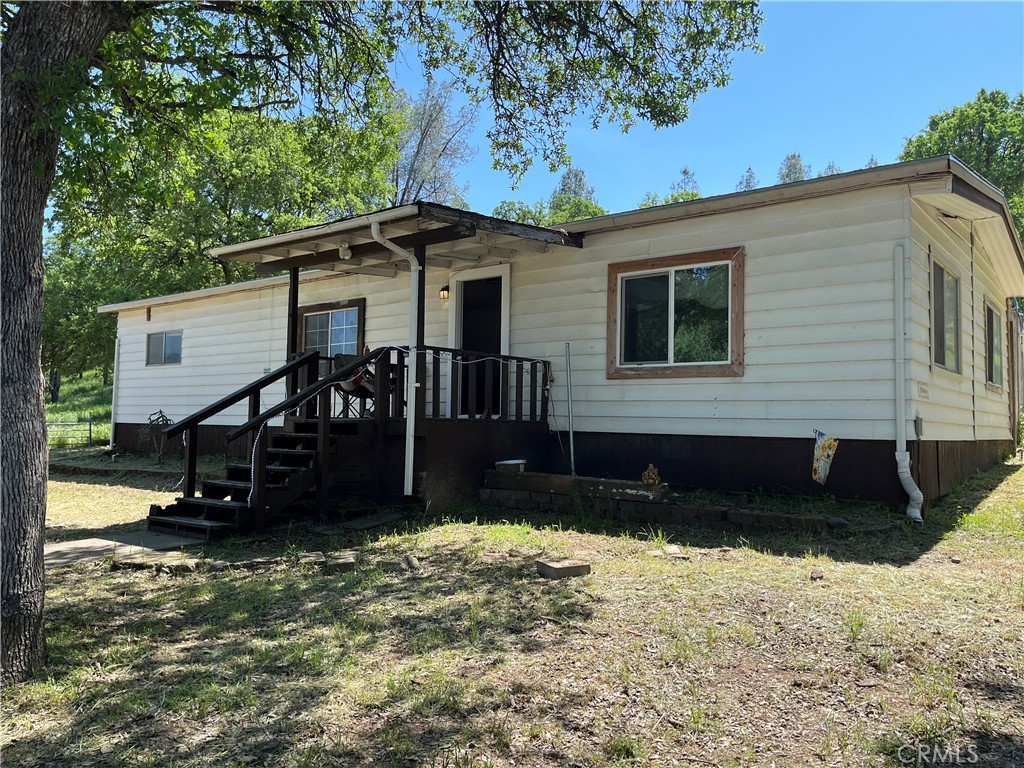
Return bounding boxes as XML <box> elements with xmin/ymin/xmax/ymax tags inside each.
<box><xmin>147</xmin><ymin>416</ymin><xmax>374</xmax><ymax>540</ymax></box>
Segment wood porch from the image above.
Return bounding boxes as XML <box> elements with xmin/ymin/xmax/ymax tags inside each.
<box><xmin>149</xmin><ymin>203</ymin><xmax>583</xmax><ymax>538</ymax></box>
<box><xmin>149</xmin><ymin>345</ymin><xmax>553</xmax><ymax>539</ymax></box>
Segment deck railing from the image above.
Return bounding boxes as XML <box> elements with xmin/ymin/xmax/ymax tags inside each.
<box><xmin>324</xmin><ymin>346</ymin><xmax>550</xmax><ymax>422</ymax></box>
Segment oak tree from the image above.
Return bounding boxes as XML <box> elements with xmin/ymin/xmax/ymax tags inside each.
<box><xmin>1</xmin><ymin>0</ymin><xmax>761</xmax><ymax>681</ymax></box>
<box><xmin>900</xmin><ymin>89</ymin><xmax>1024</xmax><ymax>240</ymax></box>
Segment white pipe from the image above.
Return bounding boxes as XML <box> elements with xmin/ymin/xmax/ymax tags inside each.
<box><xmin>565</xmin><ymin>342</ymin><xmax>576</xmax><ymax>475</ymax></box>
<box><xmin>893</xmin><ymin>243</ymin><xmax>924</xmax><ymax>522</ymax></box>
<box><xmin>370</xmin><ymin>222</ymin><xmax>419</xmax><ymax>497</ymax></box>
<box><xmin>110</xmin><ymin>335</ymin><xmax>120</xmax><ymax>448</ymax></box>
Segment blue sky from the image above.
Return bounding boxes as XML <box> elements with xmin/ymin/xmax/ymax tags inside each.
<box><xmin>419</xmin><ymin>1</ymin><xmax>1024</xmax><ymax>216</ymax></box>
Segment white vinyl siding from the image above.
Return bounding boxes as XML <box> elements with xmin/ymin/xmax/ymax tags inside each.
<box><xmin>112</xmin><ymin>270</ymin><xmax>456</xmax><ymax>426</ymax></box>
<box><xmin>909</xmin><ymin>199</ymin><xmax>1013</xmax><ymax>441</ymax></box>
<box><xmin>109</xmin><ymin>183</ymin><xmax>1017</xmax><ymax>445</ymax></box>
<box><xmin>508</xmin><ymin>186</ymin><xmax>907</xmax><ymax>441</ymax></box>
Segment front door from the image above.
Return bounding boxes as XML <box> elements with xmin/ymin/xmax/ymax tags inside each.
<box><xmin>449</xmin><ymin>264</ymin><xmax>510</xmax><ymax>417</ymax></box>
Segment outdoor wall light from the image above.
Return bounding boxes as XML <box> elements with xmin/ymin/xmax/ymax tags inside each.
<box><xmin>439</xmin><ymin>284</ymin><xmax>450</xmax><ymax>301</ymax></box>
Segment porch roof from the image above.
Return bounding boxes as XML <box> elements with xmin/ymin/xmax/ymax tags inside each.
<box><xmin>209</xmin><ymin>201</ymin><xmax>584</xmax><ymax>279</ymax></box>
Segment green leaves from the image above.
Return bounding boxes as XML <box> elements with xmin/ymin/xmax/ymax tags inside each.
<box><xmin>493</xmin><ymin>166</ymin><xmax>608</xmax><ymax>225</ymax></box>
<box><xmin>900</xmin><ymin>89</ymin><xmax>1024</xmax><ymax>241</ymax></box>
<box><xmin>45</xmin><ymin>108</ymin><xmax>401</xmax><ymax>375</ymax></box>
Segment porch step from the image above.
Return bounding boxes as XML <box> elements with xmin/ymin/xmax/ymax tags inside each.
<box><xmin>200</xmin><ymin>478</ymin><xmax>288</xmax><ymax>502</ymax></box>
<box><xmin>267</xmin><ymin>448</ymin><xmax>317</xmax><ymax>459</ymax></box>
<box><xmin>176</xmin><ymin>496</ymin><xmax>250</xmax><ymax>511</ymax></box>
<box><xmin>147</xmin><ymin>515</ymin><xmax>236</xmax><ymax>541</ymax></box>
<box><xmin>287</xmin><ymin>417</ymin><xmax>371</xmax><ymax>437</ymax></box>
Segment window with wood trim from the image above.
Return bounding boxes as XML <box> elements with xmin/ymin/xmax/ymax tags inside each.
<box><xmin>931</xmin><ymin>262</ymin><xmax>960</xmax><ymax>372</ymax></box>
<box><xmin>607</xmin><ymin>248</ymin><xmax>745</xmax><ymax>379</ymax></box>
<box><xmin>985</xmin><ymin>303</ymin><xmax>1003</xmax><ymax>386</ymax></box>
<box><xmin>146</xmin><ymin>331</ymin><xmax>182</xmax><ymax>366</ymax></box>
<box><xmin>297</xmin><ymin>299</ymin><xmax>365</xmax><ymax>376</ymax></box>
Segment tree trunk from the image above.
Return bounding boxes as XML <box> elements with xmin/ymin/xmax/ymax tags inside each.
<box><xmin>1</xmin><ymin>2</ymin><xmax>125</xmax><ymax>684</ymax></box>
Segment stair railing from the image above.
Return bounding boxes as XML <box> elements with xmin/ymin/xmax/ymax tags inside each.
<box><xmin>225</xmin><ymin>347</ymin><xmax>388</xmax><ymax>516</ymax></box>
<box><xmin>164</xmin><ymin>350</ymin><xmax>320</xmax><ymax>499</ymax></box>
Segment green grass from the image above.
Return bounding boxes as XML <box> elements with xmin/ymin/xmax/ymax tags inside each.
<box><xmin>45</xmin><ymin>370</ymin><xmax>112</xmax><ymax>446</ymax></box>
<box><xmin>7</xmin><ymin>460</ymin><xmax>1024</xmax><ymax>767</ymax></box>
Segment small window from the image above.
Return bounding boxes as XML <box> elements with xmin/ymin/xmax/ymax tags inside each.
<box><xmin>298</xmin><ymin>299</ymin><xmax>365</xmax><ymax>376</ymax></box>
<box><xmin>985</xmin><ymin>304</ymin><xmax>1003</xmax><ymax>386</ymax></box>
<box><xmin>608</xmin><ymin>248</ymin><xmax>744</xmax><ymax>378</ymax></box>
<box><xmin>146</xmin><ymin>331</ymin><xmax>182</xmax><ymax>366</ymax></box>
<box><xmin>932</xmin><ymin>262</ymin><xmax>960</xmax><ymax>372</ymax></box>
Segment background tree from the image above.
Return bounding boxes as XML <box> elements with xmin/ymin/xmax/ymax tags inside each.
<box><xmin>390</xmin><ymin>80</ymin><xmax>477</xmax><ymax>207</ymax></box>
<box><xmin>43</xmin><ymin>111</ymin><xmax>401</xmax><ymax>392</ymax></box>
<box><xmin>900</xmin><ymin>89</ymin><xmax>1024</xmax><ymax>240</ymax></box>
<box><xmin>1</xmin><ymin>0</ymin><xmax>762</xmax><ymax>682</ymax></box>
<box><xmin>494</xmin><ymin>166</ymin><xmax>608</xmax><ymax>225</ymax></box>
<box><xmin>736</xmin><ymin>165</ymin><xmax>758</xmax><ymax>191</ymax></box>
<box><xmin>865</xmin><ymin>155</ymin><xmax>880</xmax><ymax>168</ymax></box>
<box><xmin>552</xmin><ymin>166</ymin><xmax>598</xmax><ymax>202</ymax></box>
<box><xmin>818</xmin><ymin>161</ymin><xmax>842</xmax><ymax>177</ymax></box>
<box><xmin>638</xmin><ymin>166</ymin><xmax>701</xmax><ymax>208</ymax></box>
<box><xmin>777</xmin><ymin>152</ymin><xmax>811</xmax><ymax>184</ymax></box>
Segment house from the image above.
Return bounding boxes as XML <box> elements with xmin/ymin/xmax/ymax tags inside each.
<box><xmin>99</xmin><ymin>156</ymin><xmax>1024</xmax><ymax>535</ymax></box>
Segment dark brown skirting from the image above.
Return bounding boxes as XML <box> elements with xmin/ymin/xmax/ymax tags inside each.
<box><xmin>548</xmin><ymin>432</ymin><xmax>1013</xmax><ymax>504</ymax></box>
<box><xmin>415</xmin><ymin>419</ymin><xmax>552</xmax><ymax>506</ymax></box>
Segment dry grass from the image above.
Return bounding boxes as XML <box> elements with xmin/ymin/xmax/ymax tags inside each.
<box><xmin>7</xmin><ymin>462</ymin><xmax>1024</xmax><ymax>767</ymax></box>
<box><xmin>50</xmin><ymin>446</ymin><xmax>225</xmax><ymax>474</ymax></box>
<box><xmin>45</xmin><ymin>474</ymin><xmax>180</xmax><ymax>542</ymax></box>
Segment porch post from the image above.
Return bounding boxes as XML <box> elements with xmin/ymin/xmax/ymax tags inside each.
<box><xmin>414</xmin><ymin>244</ymin><xmax>427</xmax><ymax>422</ymax></box>
<box><xmin>286</xmin><ymin>267</ymin><xmax>300</xmax><ymax>358</ymax></box>
<box><xmin>415</xmin><ymin>245</ymin><xmax>426</xmax><ymax>347</ymax></box>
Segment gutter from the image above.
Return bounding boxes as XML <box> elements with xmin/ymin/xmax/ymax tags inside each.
<box><xmin>370</xmin><ymin>222</ymin><xmax>420</xmax><ymax>498</ymax></box>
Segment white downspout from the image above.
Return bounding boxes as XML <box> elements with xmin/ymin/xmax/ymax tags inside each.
<box><xmin>370</xmin><ymin>222</ymin><xmax>419</xmax><ymax>497</ymax></box>
<box><xmin>110</xmin><ymin>335</ymin><xmax>120</xmax><ymax>448</ymax></box>
<box><xmin>894</xmin><ymin>243</ymin><xmax>924</xmax><ymax>522</ymax></box>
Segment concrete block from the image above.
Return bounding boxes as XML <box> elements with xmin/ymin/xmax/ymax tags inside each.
<box><xmin>482</xmin><ymin>470</ymin><xmax>518</xmax><ymax>490</ymax></box>
<box><xmin>324</xmin><ymin>550</ymin><xmax>358</xmax><ymax>574</ymax></box>
<box><xmin>536</xmin><ymin>558</ymin><xmax>592</xmax><ymax>579</ymax></box>
<box><xmin>495</xmin><ymin>460</ymin><xmax>526</xmax><ymax>473</ymax></box>
<box><xmin>756</xmin><ymin>512</ymin><xmax>790</xmax><ymax>530</ymax></box>
<box><xmin>726</xmin><ymin>509</ymin><xmax>759</xmax><ymax>527</ymax></box>
<box><xmin>695</xmin><ymin>506</ymin><xmax>729</xmax><ymax>524</ymax></box>
<box><xmin>530</xmin><ymin>491</ymin><xmax>553</xmax><ymax>504</ymax></box>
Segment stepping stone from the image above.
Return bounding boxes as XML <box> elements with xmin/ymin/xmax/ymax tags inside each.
<box><xmin>324</xmin><ymin>550</ymin><xmax>358</xmax><ymax>574</ymax></box>
<box><xmin>298</xmin><ymin>551</ymin><xmax>326</xmax><ymax>566</ymax></box>
<box><xmin>536</xmin><ymin>558</ymin><xmax>591</xmax><ymax>579</ymax></box>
